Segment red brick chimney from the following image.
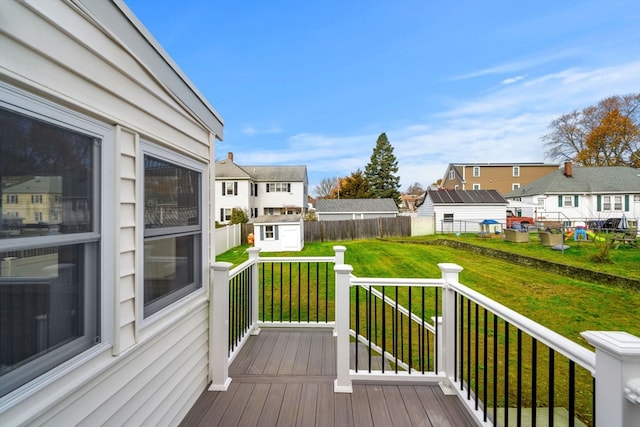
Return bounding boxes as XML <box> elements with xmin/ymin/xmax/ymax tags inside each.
<box><xmin>227</xmin><ymin>152</ymin><xmax>233</xmax><ymax>162</ymax></box>
<box><xmin>564</xmin><ymin>161</ymin><xmax>572</xmax><ymax>177</ymax></box>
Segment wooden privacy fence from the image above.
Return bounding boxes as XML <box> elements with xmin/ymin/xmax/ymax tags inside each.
<box><xmin>306</xmin><ymin>216</ymin><xmax>411</xmax><ymax>242</ymax></box>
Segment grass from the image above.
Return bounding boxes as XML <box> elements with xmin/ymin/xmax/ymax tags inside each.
<box><xmin>218</xmin><ymin>238</ymin><xmax>640</xmax><ymax>344</ymax></box>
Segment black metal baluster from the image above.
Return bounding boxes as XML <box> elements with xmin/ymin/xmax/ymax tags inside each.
<box><xmin>279</xmin><ymin>263</ymin><xmax>283</xmax><ymax>322</ymax></box>
<box><xmin>467</xmin><ymin>298</ymin><xmax>471</xmax><ymax>400</ymax></box>
<box><xmin>517</xmin><ymin>329</ymin><xmax>522</xmax><ymax>427</ymax></box>
<box><xmin>355</xmin><ymin>285</ymin><xmax>360</xmax><ymax>372</ymax></box>
<box><xmin>504</xmin><ymin>322</ymin><xmax>509</xmax><ymax>427</ymax></box>
<box><xmin>381</xmin><ymin>286</ymin><xmax>386</xmax><ymax>373</ymax></box>
<box><xmin>569</xmin><ymin>360</ymin><xmax>575</xmax><ymax>427</ymax></box>
<box><xmin>307</xmin><ymin>262</ymin><xmax>310</xmax><ymax>322</ymax></box>
<box><xmin>315</xmin><ymin>262</ymin><xmax>319</xmax><ymax>322</ymax></box>
<box><xmin>408</xmin><ymin>287</ymin><xmax>412</xmax><ymax>373</ymax></box>
<box><xmin>289</xmin><ymin>262</ymin><xmax>292</xmax><ymax>322</ymax></box>
<box><xmin>395</xmin><ymin>287</ymin><xmax>399</xmax><ymax>373</ymax></box>
<box><xmin>474</xmin><ymin>302</ymin><xmax>479</xmax><ymax>410</ymax></box>
<box><xmin>493</xmin><ymin>314</ymin><xmax>498</xmax><ymax>427</ymax></box>
<box><xmin>549</xmin><ymin>348</ymin><xmax>555</xmax><ymax>427</ymax></box>
<box><xmin>454</xmin><ymin>291</ymin><xmax>458</xmax><ymax>382</ymax></box>
<box><xmin>483</xmin><ymin>308</ymin><xmax>488</xmax><ymax>422</ymax></box>
<box><xmin>532</xmin><ymin>338</ymin><xmax>537</xmax><ymax>426</ymax></box>
<box><xmin>261</xmin><ymin>263</ymin><xmax>265</xmax><ymax>322</ymax></box>
<box><xmin>325</xmin><ymin>263</ymin><xmax>329</xmax><ymax>322</ymax></box>
<box><xmin>368</xmin><ymin>286</ymin><xmax>372</xmax><ymax>372</ymax></box>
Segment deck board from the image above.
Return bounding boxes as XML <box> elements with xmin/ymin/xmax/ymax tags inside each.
<box><xmin>180</xmin><ymin>328</ymin><xmax>478</xmax><ymax>427</ymax></box>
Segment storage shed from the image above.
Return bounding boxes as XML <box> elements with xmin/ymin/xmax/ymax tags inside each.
<box><xmin>416</xmin><ymin>190</ymin><xmax>508</xmax><ymax>233</ymax></box>
<box><xmin>253</xmin><ymin>214</ymin><xmax>304</xmax><ymax>252</ymax></box>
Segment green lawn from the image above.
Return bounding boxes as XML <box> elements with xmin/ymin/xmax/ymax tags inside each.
<box><xmin>217</xmin><ymin>239</ymin><xmax>640</xmax><ymax>344</ymax></box>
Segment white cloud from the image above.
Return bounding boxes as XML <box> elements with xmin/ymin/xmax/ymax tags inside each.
<box><xmin>241</xmin><ymin>124</ymin><xmax>282</xmax><ymax>135</ymax></box>
<box><xmin>502</xmin><ymin>75</ymin><xmax>527</xmax><ymax>85</ymax></box>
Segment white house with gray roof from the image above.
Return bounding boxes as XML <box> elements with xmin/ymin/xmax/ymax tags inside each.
<box><xmin>315</xmin><ymin>198</ymin><xmax>398</xmax><ymax>221</ymax></box>
<box><xmin>215</xmin><ymin>152</ymin><xmax>308</xmax><ymax>223</ymax></box>
<box><xmin>503</xmin><ymin>162</ymin><xmax>640</xmax><ymax>229</ymax></box>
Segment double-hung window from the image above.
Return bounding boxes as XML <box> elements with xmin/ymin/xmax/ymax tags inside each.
<box><xmin>142</xmin><ymin>144</ymin><xmax>203</xmax><ymax>318</ymax></box>
<box><xmin>473</xmin><ymin>166</ymin><xmax>480</xmax><ymax>177</ymax></box>
<box><xmin>0</xmin><ymin>92</ymin><xmax>105</xmax><ymax>398</ymax></box>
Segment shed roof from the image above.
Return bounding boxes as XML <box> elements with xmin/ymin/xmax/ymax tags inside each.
<box><xmin>315</xmin><ymin>198</ymin><xmax>399</xmax><ymax>213</ymax></box>
<box><xmin>425</xmin><ymin>189</ymin><xmax>508</xmax><ymax>205</ymax></box>
<box><xmin>254</xmin><ymin>214</ymin><xmax>302</xmax><ymax>224</ymax></box>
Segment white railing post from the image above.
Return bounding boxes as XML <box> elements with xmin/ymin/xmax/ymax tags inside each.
<box><xmin>438</xmin><ymin>263</ymin><xmax>464</xmax><ymax>379</ymax></box>
<box><xmin>334</xmin><ymin>263</ymin><xmax>353</xmax><ymax>393</ymax></box>
<box><xmin>247</xmin><ymin>247</ymin><xmax>262</xmax><ymax>335</ymax></box>
<box><xmin>431</xmin><ymin>316</ymin><xmax>444</xmax><ymax>373</ymax></box>
<box><xmin>333</xmin><ymin>245</ymin><xmax>347</xmax><ymax>265</ymax></box>
<box><xmin>582</xmin><ymin>331</ymin><xmax>640</xmax><ymax>427</ymax></box>
<box><xmin>209</xmin><ymin>262</ymin><xmax>232</xmax><ymax>391</ymax></box>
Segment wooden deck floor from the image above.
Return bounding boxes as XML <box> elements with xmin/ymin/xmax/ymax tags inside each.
<box><xmin>180</xmin><ymin>328</ymin><xmax>478</xmax><ymax>427</ymax></box>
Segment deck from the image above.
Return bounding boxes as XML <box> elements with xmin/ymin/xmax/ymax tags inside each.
<box><xmin>181</xmin><ymin>328</ymin><xmax>478</xmax><ymax>427</ymax></box>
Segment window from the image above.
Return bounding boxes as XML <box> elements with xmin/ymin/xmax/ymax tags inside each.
<box><xmin>614</xmin><ymin>196</ymin><xmax>622</xmax><ymax>211</ymax></box>
<box><xmin>223</xmin><ymin>181</ymin><xmax>237</xmax><ymax>196</ymax></box>
<box><xmin>0</xmin><ymin>102</ymin><xmax>102</xmax><ymax>398</ymax></box>
<box><xmin>472</xmin><ymin>183</ymin><xmax>480</xmax><ymax>190</ymax></box>
<box><xmin>266</xmin><ymin>182</ymin><xmax>291</xmax><ymax>193</ymax></box>
<box><xmin>513</xmin><ymin>166</ymin><xmax>520</xmax><ymax>177</ymax></box>
<box><xmin>250</xmin><ymin>182</ymin><xmax>258</xmax><ymax>196</ymax></box>
<box><xmin>443</xmin><ymin>213</ymin><xmax>454</xmax><ymax>222</ymax></box>
<box><xmin>143</xmin><ymin>147</ymin><xmax>203</xmax><ymax>318</ymax></box>
<box><xmin>563</xmin><ymin>196</ymin><xmax>574</xmax><ymax>207</ymax></box>
<box><xmin>512</xmin><ymin>183</ymin><xmax>520</xmax><ymax>190</ymax></box>
<box><xmin>602</xmin><ymin>196</ymin><xmax>611</xmax><ymax>210</ymax></box>
<box><xmin>473</xmin><ymin>166</ymin><xmax>480</xmax><ymax>177</ymax></box>
<box><xmin>265</xmin><ymin>225</ymin><xmax>275</xmax><ymax>239</ymax></box>
<box><xmin>449</xmin><ymin>170</ymin><xmax>455</xmax><ymax>180</ymax></box>
<box><xmin>220</xmin><ymin>208</ymin><xmax>232</xmax><ymax>222</ymax></box>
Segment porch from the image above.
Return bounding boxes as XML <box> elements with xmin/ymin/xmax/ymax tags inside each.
<box><xmin>193</xmin><ymin>246</ymin><xmax>640</xmax><ymax>427</ymax></box>
<box><xmin>182</xmin><ymin>328</ymin><xmax>476</xmax><ymax>426</ymax></box>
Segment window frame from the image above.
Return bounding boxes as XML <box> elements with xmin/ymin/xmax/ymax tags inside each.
<box><xmin>563</xmin><ymin>195</ymin><xmax>574</xmax><ymax>207</ymax></box>
<box><xmin>513</xmin><ymin>166</ymin><xmax>520</xmax><ymax>177</ymax></box>
<box><xmin>0</xmin><ymin>82</ymin><xmax>115</xmax><ymax>401</ymax></box>
<box><xmin>472</xmin><ymin>183</ymin><xmax>480</xmax><ymax>190</ymax></box>
<box><xmin>138</xmin><ymin>141</ymin><xmax>207</xmax><ymax>323</ymax></box>
<box><xmin>512</xmin><ymin>183</ymin><xmax>520</xmax><ymax>191</ymax></box>
<box><xmin>472</xmin><ymin>166</ymin><xmax>480</xmax><ymax>177</ymax></box>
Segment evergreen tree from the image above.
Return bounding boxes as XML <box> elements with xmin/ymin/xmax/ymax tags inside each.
<box><xmin>364</xmin><ymin>132</ymin><xmax>401</xmax><ymax>202</ymax></box>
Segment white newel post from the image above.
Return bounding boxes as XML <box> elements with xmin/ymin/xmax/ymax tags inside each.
<box><xmin>247</xmin><ymin>247</ymin><xmax>262</xmax><ymax>335</ymax></box>
<box><xmin>581</xmin><ymin>331</ymin><xmax>640</xmax><ymax>427</ymax></box>
<box><xmin>334</xmin><ymin>263</ymin><xmax>353</xmax><ymax>393</ymax></box>
<box><xmin>209</xmin><ymin>262</ymin><xmax>232</xmax><ymax>391</ymax></box>
<box><xmin>333</xmin><ymin>245</ymin><xmax>347</xmax><ymax>265</ymax></box>
<box><xmin>438</xmin><ymin>263</ymin><xmax>464</xmax><ymax>379</ymax></box>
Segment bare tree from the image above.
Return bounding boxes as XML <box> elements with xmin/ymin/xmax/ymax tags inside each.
<box><xmin>313</xmin><ymin>176</ymin><xmax>338</xmax><ymax>198</ymax></box>
<box><xmin>543</xmin><ymin>93</ymin><xmax>640</xmax><ymax>166</ymax></box>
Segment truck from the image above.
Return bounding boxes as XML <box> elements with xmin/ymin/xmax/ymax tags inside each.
<box><xmin>506</xmin><ymin>210</ymin><xmax>535</xmax><ymax>228</ymax></box>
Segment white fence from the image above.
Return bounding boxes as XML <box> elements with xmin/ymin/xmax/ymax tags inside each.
<box><xmin>214</xmin><ymin>224</ymin><xmax>241</xmax><ymax>255</ymax></box>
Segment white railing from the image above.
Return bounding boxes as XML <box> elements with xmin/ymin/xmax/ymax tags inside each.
<box><xmin>210</xmin><ymin>247</ymin><xmax>640</xmax><ymax>426</ymax></box>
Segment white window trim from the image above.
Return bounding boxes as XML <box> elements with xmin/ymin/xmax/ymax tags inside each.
<box><xmin>473</xmin><ymin>167</ymin><xmax>480</xmax><ymax>177</ymax></box>
<box><xmin>0</xmin><ymin>81</ymin><xmax>116</xmax><ymax>407</ymax></box>
<box><xmin>472</xmin><ymin>183</ymin><xmax>480</xmax><ymax>190</ymax></box>
<box><xmin>513</xmin><ymin>166</ymin><xmax>520</xmax><ymax>177</ymax></box>
<box><xmin>137</xmin><ymin>140</ymin><xmax>208</xmax><ymax>331</ymax></box>
<box><xmin>512</xmin><ymin>183</ymin><xmax>520</xmax><ymax>190</ymax></box>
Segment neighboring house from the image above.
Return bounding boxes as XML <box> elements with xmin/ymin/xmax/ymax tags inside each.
<box><xmin>504</xmin><ymin>162</ymin><xmax>640</xmax><ymax>228</ymax></box>
<box><xmin>400</xmin><ymin>194</ymin><xmax>420</xmax><ymax>213</ymax></box>
<box><xmin>1</xmin><ymin>1</ymin><xmax>223</xmax><ymax>425</ymax></box>
<box><xmin>441</xmin><ymin>162</ymin><xmax>559</xmax><ymax>194</ymax></box>
<box><xmin>315</xmin><ymin>198</ymin><xmax>399</xmax><ymax>221</ymax></box>
<box><xmin>215</xmin><ymin>152</ymin><xmax>308</xmax><ymax>224</ymax></box>
<box><xmin>253</xmin><ymin>214</ymin><xmax>304</xmax><ymax>252</ymax></box>
<box><xmin>416</xmin><ymin>189</ymin><xmax>509</xmax><ymax>233</ymax></box>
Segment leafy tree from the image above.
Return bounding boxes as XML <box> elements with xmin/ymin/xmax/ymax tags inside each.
<box><xmin>329</xmin><ymin>169</ymin><xmax>372</xmax><ymax>199</ymax></box>
<box><xmin>314</xmin><ymin>176</ymin><xmax>338</xmax><ymax>198</ymax></box>
<box><xmin>405</xmin><ymin>182</ymin><xmax>424</xmax><ymax>195</ymax></box>
<box><xmin>364</xmin><ymin>132</ymin><xmax>401</xmax><ymax>202</ymax></box>
<box><xmin>304</xmin><ymin>211</ymin><xmax>318</xmax><ymax>221</ymax></box>
<box><xmin>230</xmin><ymin>208</ymin><xmax>249</xmax><ymax>224</ymax></box>
<box><xmin>543</xmin><ymin>93</ymin><xmax>640</xmax><ymax>167</ymax></box>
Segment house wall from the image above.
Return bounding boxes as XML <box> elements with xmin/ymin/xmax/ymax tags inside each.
<box><xmin>443</xmin><ymin>164</ymin><xmax>559</xmax><ymax>194</ymax></box>
<box><xmin>1</xmin><ymin>1</ymin><xmax>216</xmax><ymax>425</ymax></box>
<box><xmin>215</xmin><ymin>179</ymin><xmax>252</xmax><ymax>222</ymax></box>
<box><xmin>533</xmin><ymin>194</ymin><xmax>640</xmax><ymax>226</ymax></box>
<box><xmin>418</xmin><ymin>197</ymin><xmax>506</xmax><ymax>233</ymax></box>
<box><xmin>255</xmin><ymin>181</ymin><xmax>307</xmax><ymax>215</ymax></box>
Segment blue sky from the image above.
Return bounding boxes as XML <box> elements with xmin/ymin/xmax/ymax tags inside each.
<box><xmin>126</xmin><ymin>0</ymin><xmax>640</xmax><ymax>195</ymax></box>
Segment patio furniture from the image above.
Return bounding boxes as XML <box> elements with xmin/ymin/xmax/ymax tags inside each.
<box><xmin>504</xmin><ymin>228</ymin><xmax>529</xmax><ymax>243</ymax></box>
<box><xmin>539</xmin><ymin>231</ymin><xmax>564</xmax><ymax>247</ymax></box>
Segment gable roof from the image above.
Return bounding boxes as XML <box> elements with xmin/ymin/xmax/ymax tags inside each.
<box><xmin>315</xmin><ymin>198</ymin><xmax>399</xmax><ymax>213</ymax></box>
<box><xmin>504</xmin><ymin>166</ymin><xmax>640</xmax><ymax>198</ymax></box>
<box><xmin>422</xmin><ymin>189</ymin><xmax>508</xmax><ymax>205</ymax></box>
<box><xmin>214</xmin><ymin>160</ymin><xmax>307</xmax><ymax>182</ymax></box>
<box><xmin>254</xmin><ymin>214</ymin><xmax>302</xmax><ymax>224</ymax></box>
